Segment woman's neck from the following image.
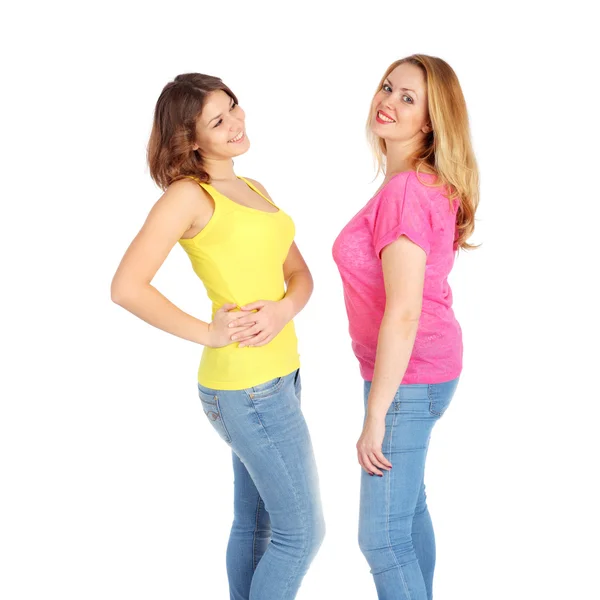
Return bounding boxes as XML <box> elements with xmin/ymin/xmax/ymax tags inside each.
<box><xmin>383</xmin><ymin>136</ymin><xmax>425</xmax><ymax>179</ymax></box>
<box><xmin>384</xmin><ymin>145</ymin><xmax>415</xmax><ymax>179</ymax></box>
<box><xmin>203</xmin><ymin>157</ymin><xmax>237</xmax><ymax>182</ymax></box>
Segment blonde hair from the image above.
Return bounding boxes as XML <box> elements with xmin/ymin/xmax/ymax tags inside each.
<box><xmin>367</xmin><ymin>55</ymin><xmax>479</xmax><ymax>249</ymax></box>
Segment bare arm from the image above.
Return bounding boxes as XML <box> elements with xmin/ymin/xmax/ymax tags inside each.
<box><xmin>357</xmin><ymin>235</ymin><xmax>427</xmax><ymax>475</ymax></box>
<box><xmin>280</xmin><ymin>241</ymin><xmax>314</xmax><ymax>318</ymax></box>
<box><xmin>110</xmin><ymin>180</ymin><xmax>250</xmax><ymax>347</ymax></box>
<box><xmin>366</xmin><ymin>236</ymin><xmax>426</xmax><ymax>418</ymax></box>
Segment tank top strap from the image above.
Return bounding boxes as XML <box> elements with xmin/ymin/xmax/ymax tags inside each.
<box><xmin>183</xmin><ymin>175</ymin><xmax>205</xmax><ymax>186</ymax></box>
<box><xmin>184</xmin><ymin>175</ymin><xmax>227</xmax><ymax>206</ymax></box>
<box><xmin>238</xmin><ymin>176</ymin><xmax>278</xmax><ymax>208</ymax></box>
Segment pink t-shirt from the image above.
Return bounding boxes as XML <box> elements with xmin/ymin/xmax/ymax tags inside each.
<box><xmin>332</xmin><ymin>171</ymin><xmax>462</xmax><ymax>384</ymax></box>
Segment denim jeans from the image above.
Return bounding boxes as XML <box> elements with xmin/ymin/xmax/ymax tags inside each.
<box><xmin>358</xmin><ymin>378</ymin><xmax>459</xmax><ymax>600</ymax></box>
<box><xmin>197</xmin><ymin>369</ymin><xmax>325</xmax><ymax>600</ymax></box>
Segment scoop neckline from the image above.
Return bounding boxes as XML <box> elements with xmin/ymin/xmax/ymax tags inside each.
<box><xmin>372</xmin><ymin>171</ymin><xmax>417</xmax><ymax>197</ymax></box>
<box><xmin>206</xmin><ymin>177</ymin><xmax>281</xmax><ymax>216</ymax></box>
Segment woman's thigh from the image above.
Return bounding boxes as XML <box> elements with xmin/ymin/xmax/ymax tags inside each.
<box><xmin>359</xmin><ymin>379</ymin><xmax>459</xmax><ymax>534</ymax></box>
<box><xmin>198</xmin><ymin>370</ymin><xmax>322</xmax><ymax>530</ymax></box>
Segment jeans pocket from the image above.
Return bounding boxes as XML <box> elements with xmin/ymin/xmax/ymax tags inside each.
<box><xmin>294</xmin><ymin>369</ymin><xmax>301</xmax><ymax>403</ymax></box>
<box><xmin>428</xmin><ymin>378</ymin><xmax>459</xmax><ymax>417</ymax></box>
<box><xmin>393</xmin><ymin>384</ymin><xmax>430</xmax><ymax>413</ymax></box>
<box><xmin>247</xmin><ymin>376</ymin><xmax>285</xmax><ymax>400</ymax></box>
<box><xmin>197</xmin><ymin>386</ymin><xmax>231</xmax><ymax>444</ymax></box>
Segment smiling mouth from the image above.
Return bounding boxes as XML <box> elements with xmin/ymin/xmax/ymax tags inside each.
<box><xmin>376</xmin><ymin>110</ymin><xmax>396</xmax><ymax>124</ymax></box>
<box><xmin>228</xmin><ymin>131</ymin><xmax>245</xmax><ymax>143</ymax></box>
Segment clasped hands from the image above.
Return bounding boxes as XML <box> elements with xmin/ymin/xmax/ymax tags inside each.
<box><xmin>208</xmin><ymin>300</ymin><xmax>292</xmax><ymax>349</ymax></box>
<box><xmin>209</xmin><ymin>299</ymin><xmax>392</xmax><ymax>477</ymax></box>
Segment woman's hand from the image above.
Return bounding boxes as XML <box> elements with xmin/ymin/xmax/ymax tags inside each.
<box><xmin>207</xmin><ymin>304</ymin><xmax>257</xmax><ymax>348</ymax></box>
<box><xmin>227</xmin><ymin>299</ymin><xmax>293</xmax><ymax>348</ymax></box>
<box><xmin>356</xmin><ymin>415</ymin><xmax>393</xmax><ymax>476</ymax></box>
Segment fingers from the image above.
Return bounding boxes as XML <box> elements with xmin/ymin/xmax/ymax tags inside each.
<box><xmin>231</xmin><ymin>324</ymin><xmax>261</xmax><ymax>342</ymax></box>
<box><xmin>375</xmin><ymin>451</ymin><xmax>393</xmax><ymax>469</ymax></box>
<box><xmin>232</xmin><ymin>332</ymin><xmax>258</xmax><ymax>343</ymax></box>
<box><xmin>240</xmin><ymin>331</ymin><xmax>272</xmax><ymax>348</ymax></box>
<box><xmin>218</xmin><ymin>303</ymin><xmax>238</xmax><ymax>313</ymax></box>
<box><xmin>358</xmin><ymin>452</ymin><xmax>383</xmax><ymax>477</ymax></box>
<box><xmin>248</xmin><ymin>335</ymin><xmax>273</xmax><ymax>348</ymax></box>
<box><xmin>228</xmin><ymin>316</ymin><xmax>258</xmax><ymax>328</ymax></box>
<box><xmin>240</xmin><ymin>301</ymin><xmax>265</xmax><ymax>311</ymax></box>
<box><xmin>370</xmin><ymin>452</ymin><xmax>392</xmax><ymax>471</ymax></box>
<box><xmin>357</xmin><ymin>448</ymin><xmax>392</xmax><ymax>476</ymax></box>
<box><xmin>228</xmin><ymin>320</ymin><xmax>257</xmax><ymax>331</ymax></box>
<box><xmin>230</xmin><ymin>325</ymin><xmax>258</xmax><ymax>338</ymax></box>
<box><xmin>225</xmin><ymin>309</ymin><xmax>256</xmax><ymax>328</ymax></box>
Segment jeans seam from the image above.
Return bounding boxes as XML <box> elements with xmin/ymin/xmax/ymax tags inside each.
<box><xmin>372</xmin><ymin>559</ymin><xmax>420</xmax><ymax>576</ymax></box>
<box><xmin>198</xmin><ymin>391</ymin><xmax>232</xmax><ymax>443</ymax></box>
<box><xmin>252</xmin><ymin>496</ymin><xmax>261</xmax><ymax>571</ymax></box>
<box><xmin>427</xmin><ymin>383</ymin><xmax>439</xmax><ymax>417</ymax></box>
<box><xmin>386</xmin><ymin>411</ymin><xmax>412</xmax><ymax>599</ymax></box>
<box><xmin>247</xmin><ymin>376</ymin><xmax>285</xmax><ymax>400</ymax></box>
<box><xmin>246</xmin><ymin>393</ymin><xmax>309</xmax><ymax>597</ymax></box>
<box><xmin>215</xmin><ymin>396</ymin><xmax>233</xmax><ymax>442</ymax></box>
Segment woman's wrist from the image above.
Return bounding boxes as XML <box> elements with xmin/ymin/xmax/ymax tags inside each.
<box><xmin>192</xmin><ymin>319</ymin><xmax>212</xmax><ymax>346</ymax></box>
<box><xmin>366</xmin><ymin>403</ymin><xmax>388</xmax><ymax>422</ymax></box>
<box><xmin>278</xmin><ymin>296</ymin><xmax>296</xmax><ymax>323</ymax></box>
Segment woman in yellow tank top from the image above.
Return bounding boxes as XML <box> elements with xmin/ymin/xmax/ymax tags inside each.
<box><xmin>111</xmin><ymin>74</ymin><xmax>324</xmax><ymax>599</ymax></box>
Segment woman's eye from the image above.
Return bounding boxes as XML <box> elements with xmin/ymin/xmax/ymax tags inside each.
<box><xmin>403</xmin><ymin>95</ymin><xmax>413</xmax><ymax>104</ymax></box>
<box><xmin>214</xmin><ymin>119</ymin><xmax>223</xmax><ymax>128</ymax></box>
<box><xmin>230</xmin><ymin>102</ymin><xmax>237</xmax><ymax>111</ymax></box>
<box><xmin>383</xmin><ymin>84</ymin><xmax>392</xmax><ymax>93</ymax></box>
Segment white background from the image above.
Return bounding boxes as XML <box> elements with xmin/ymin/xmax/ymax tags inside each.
<box><xmin>2</xmin><ymin>1</ymin><xmax>599</xmax><ymax>598</ymax></box>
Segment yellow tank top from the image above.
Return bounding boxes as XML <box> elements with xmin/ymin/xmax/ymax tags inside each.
<box><xmin>178</xmin><ymin>176</ymin><xmax>300</xmax><ymax>390</ymax></box>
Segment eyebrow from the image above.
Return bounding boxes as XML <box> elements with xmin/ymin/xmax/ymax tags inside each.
<box><xmin>207</xmin><ymin>98</ymin><xmax>235</xmax><ymax>125</ymax></box>
<box><xmin>385</xmin><ymin>79</ymin><xmax>418</xmax><ymax>98</ymax></box>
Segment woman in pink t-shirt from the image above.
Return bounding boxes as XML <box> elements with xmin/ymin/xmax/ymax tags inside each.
<box><xmin>332</xmin><ymin>55</ymin><xmax>479</xmax><ymax>600</ymax></box>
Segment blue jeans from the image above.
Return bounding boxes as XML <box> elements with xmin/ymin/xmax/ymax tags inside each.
<box><xmin>197</xmin><ymin>369</ymin><xmax>325</xmax><ymax>600</ymax></box>
<box><xmin>358</xmin><ymin>378</ymin><xmax>459</xmax><ymax>600</ymax></box>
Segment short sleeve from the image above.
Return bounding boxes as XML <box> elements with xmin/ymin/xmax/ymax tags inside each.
<box><xmin>372</xmin><ymin>172</ymin><xmax>433</xmax><ymax>258</ymax></box>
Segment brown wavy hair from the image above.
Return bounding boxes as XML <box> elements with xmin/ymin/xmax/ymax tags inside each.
<box><xmin>147</xmin><ymin>73</ymin><xmax>238</xmax><ymax>190</ymax></box>
<box><xmin>367</xmin><ymin>55</ymin><xmax>479</xmax><ymax>250</ymax></box>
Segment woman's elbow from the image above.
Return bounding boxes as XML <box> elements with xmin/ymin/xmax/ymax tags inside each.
<box><xmin>305</xmin><ymin>269</ymin><xmax>315</xmax><ymax>294</ymax></box>
<box><xmin>287</xmin><ymin>267</ymin><xmax>313</xmax><ymax>292</ymax></box>
<box><xmin>111</xmin><ymin>276</ymin><xmax>134</xmax><ymax>307</ymax></box>
<box><xmin>384</xmin><ymin>305</ymin><xmax>422</xmax><ymax>325</ymax></box>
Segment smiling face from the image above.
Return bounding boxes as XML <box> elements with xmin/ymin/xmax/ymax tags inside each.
<box><xmin>192</xmin><ymin>90</ymin><xmax>250</xmax><ymax>159</ymax></box>
<box><xmin>369</xmin><ymin>62</ymin><xmax>431</xmax><ymax>146</ymax></box>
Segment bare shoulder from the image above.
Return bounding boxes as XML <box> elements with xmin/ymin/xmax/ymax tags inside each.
<box><xmin>243</xmin><ymin>177</ymin><xmax>273</xmax><ymax>201</ymax></box>
<box><xmin>161</xmin><ymin>177</ymin><xmax>212</xmax><ymax>209</ymax></box>
<box><xmin>139</xmin><ymin>177</ymin><xmax>214</xmax><ymax>241</ymax></box>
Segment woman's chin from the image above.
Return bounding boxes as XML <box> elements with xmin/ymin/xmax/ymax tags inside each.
<box><xmin>228</xmin><ymin>137</ymin><xmax>250</xmax><ymax>157</ymax></box>
<box><xmin>370</xmin><ymin>121</ymin><xmax>388</xmax><ymax>138</ymax></box>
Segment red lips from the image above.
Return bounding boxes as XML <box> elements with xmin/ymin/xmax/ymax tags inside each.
<box><xmin>376</xmin><ymin>110</ymin><xmax>396</xmax><ymax>124</ymax></box>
